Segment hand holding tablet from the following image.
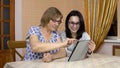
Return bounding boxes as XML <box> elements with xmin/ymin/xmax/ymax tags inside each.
<box><xmin>68</xmin><ymin>40</ymin><xmax>90</xmax><ymax>61</ymax></box>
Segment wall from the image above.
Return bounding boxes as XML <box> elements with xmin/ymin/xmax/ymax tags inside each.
<box><xmin>118</xmin><ymin>0</ymin><xmax>120</xmax><ymax>39</ymax></box>
<box><xmin>22</xmin><ymin>0</ymin><xmax>84</xmax><ymax>40</ymax></box>
<box><xmin>15</xmin><ymin>0</ymin><xmax>22</xmax><ymax>40</ymax></box>
<box><xmin>97</xmin><ymin>40</ymin><xmax>120</xmax><ymax>56</ymax></box>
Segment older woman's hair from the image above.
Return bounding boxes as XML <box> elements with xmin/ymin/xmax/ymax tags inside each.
<box><xmin>65</xmin><ymin>10</ymin><xmax>85</xmax><ymax>39</ymax></box>
<box><xmin>40</xmin><ymin>7</ymin><xmax>63</xmax><ymax>27</ymax></box>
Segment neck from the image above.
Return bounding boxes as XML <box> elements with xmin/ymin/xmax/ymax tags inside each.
<box><xmin>71</xmin><ymin>32</ymin><xmax>76</xmax><ymax>38</ymax></box>
<box><xmin>41</xmin><ymin>26</ymin><xmax>52</xmax><ymax>34</ymax></box>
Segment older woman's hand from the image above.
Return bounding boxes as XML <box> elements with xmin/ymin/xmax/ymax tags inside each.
<box><xmin>87</xmin><ymin>40</ymin><xmax>96</xmax><ymax>54</ymax></box>
<box><xmin>42</xmin><ymin>52</ymin><xmax>53</xmax><ymax>63</ymax></box>
<box><xmin>63</xmin><ymin>38</ymin><xmax>78</xmax><ymax>47</ymax></box>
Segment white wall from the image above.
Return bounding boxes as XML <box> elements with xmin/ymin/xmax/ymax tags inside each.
<box><xmin>15</xmin><ymin>0</ymin><xmax>23</xmax><ymax>60</ymax></box>
<box><xmin>97</xmin><ymin>40</ymin><xmax>120</xmax><ymax>56</ymax></box>
<box><xmin>15</xmin><ymin>0</ymin><xmax>22</xmax><ymax>40</ymax></box>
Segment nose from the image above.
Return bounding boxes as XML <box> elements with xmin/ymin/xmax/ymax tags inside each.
<box><xmin>55</xmin><ymin>22</ymin><xmax>59</xmax><ymax>26</ymax></box>
<box><xmin>55</xmin><ymin>21</ymin><xmax>61</xmax><ymax>26</ymax></box>
<box><xmin>73</xmin><ymin>24</ymin><xmax>77</xmax><ymax>28</ymax></box>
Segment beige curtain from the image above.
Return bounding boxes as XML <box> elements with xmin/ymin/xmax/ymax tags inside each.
<box><xmin>84</xmin><ymin>0</ymin><xmax>118</xmax><ymax>52</ymax></box>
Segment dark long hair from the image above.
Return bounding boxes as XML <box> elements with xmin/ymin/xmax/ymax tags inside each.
<box><xmin>65</xmin><ymin>10</ymin><xmax>85</xmax><ymax>40</ymax></box>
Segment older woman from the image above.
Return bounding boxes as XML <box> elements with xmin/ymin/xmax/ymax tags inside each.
<box><xmin>24</xmin><ymin>7</ymin><xmax>77</xmax><ymax>62</ymax></box>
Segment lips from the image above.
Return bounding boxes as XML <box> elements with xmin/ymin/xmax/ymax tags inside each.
<box><xmin>71</xmin><ymin>27</ymin><xmax>77</xmax><ymax>32</ymax></box>
<box><xmin>71</xmin><ymin>27</ymin><xmax>77</xmax><ymax>31</ymax></box>
<box><xmin>52</xmin><ymin>26</ymin><xmax>58</xmax><ymax>31</ymax></box>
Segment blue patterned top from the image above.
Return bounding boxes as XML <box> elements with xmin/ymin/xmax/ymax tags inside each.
<box><xmin>24</xmin><ymin>26</ymin><xmax>60</xmax><ymax>60</ymax></box>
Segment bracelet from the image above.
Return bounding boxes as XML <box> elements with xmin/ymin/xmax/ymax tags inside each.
<box><xmin>87</xmin><ymin>51</ymin><xmax>92</xmax><ymax>55</ymax></box>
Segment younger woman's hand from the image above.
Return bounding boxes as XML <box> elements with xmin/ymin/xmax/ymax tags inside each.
<box><xmin>88</xmin><ymin>40</ymin><xmax>96</xmax><ymax>53</ymax></box>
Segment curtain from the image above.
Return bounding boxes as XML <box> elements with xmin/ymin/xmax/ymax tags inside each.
<box><xmin>84</xmin><ymin>0</ymin><xmax>118</xmax><ymax>52</ymax></box>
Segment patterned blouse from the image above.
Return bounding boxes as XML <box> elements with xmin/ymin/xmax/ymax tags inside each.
<box><xmin>24</xmin><ymin>26</ymin><xmax>60</xmax><ymax>60</ymax></box>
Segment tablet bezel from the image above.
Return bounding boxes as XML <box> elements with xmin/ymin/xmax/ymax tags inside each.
<box><xmin>68</xmin><ymin>40</ymin><xmax>89</xmax><ymax>61</ymax></box>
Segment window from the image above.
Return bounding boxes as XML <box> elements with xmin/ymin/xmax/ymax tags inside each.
<box><xmin>106</xmin><ymin>8</ymin><xmax>117</xmax><ymax>39</ymax></box>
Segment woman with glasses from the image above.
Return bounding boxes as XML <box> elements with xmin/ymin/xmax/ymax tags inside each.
<box><xmin>61</xmin><ymin>10</ymin><xmax>96</xmax><ymax>57</ymax></box>
<box><xmin>24</xmin><ymin>7</ymin><xmax>77</xmax><ymax>62</ymax></box>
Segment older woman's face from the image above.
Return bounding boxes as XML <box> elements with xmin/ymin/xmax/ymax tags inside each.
<box><xmin>47</xmin><ymin>17</ymin><xmax>62</xmax><ymax>31</ymax></box>
<box><xmin>68</xmin><ymin>16</ymin><xmax>80</xmax><ymax>33</ymax></box>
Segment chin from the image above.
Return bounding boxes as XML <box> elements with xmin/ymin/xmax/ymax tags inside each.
<box><xmin>71</xmin><ymin>30</ymin><xmax>77</xmax><ymax>33</ymax></box>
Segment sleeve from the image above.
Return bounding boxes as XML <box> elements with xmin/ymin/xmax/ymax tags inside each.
<box><xmin>65</xmin><ymin>48</ymin><xmax>72</xmax><ymax>57</ymax></box>
<box><xmin>26</xmin><ymin>26</ymin><xmax>38</xmax><ymax>39</ymax></box>
<box><xmin>65</xmin><ymin>43</ymin><xmax>75</xmax><ymax>57</ymax></box>
<box><xmin>79</xmin><ymin>32</ymin><xmax>91</xmax><ymax>40</ymax></box>
<box><xmin>60</xmin><ymin>31</ymin><xmax>66</xmax><ymax>42</ymax></box>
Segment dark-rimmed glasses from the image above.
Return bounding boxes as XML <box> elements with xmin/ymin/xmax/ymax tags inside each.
<box><xmin>51</xmin><ymin>19</ymin><xmax>62</xmax><ymax>24</ymax></box>
<box><xmin>69</xmin><ymin>21</ymin><xmax>80</xmax><ymax>26</ymax></box>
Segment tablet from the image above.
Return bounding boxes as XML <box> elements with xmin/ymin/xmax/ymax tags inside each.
<box><xmin>68</xmin><ymin>40</ymin><xmax>89</xmax><ymax>61</ymax></box>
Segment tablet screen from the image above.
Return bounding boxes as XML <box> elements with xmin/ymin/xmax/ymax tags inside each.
<box><xmin>68</xmin><ymin>40</ymin><xmax>89</xmax><ymax>61</ymax></box>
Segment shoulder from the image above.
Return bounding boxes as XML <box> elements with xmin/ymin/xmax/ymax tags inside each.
<box><xmin>28</xmin><ymin>26</ymin><xmax>40</xmax><ymax>33</ymax></box>
<box><xmin>29</xmin><ymin>26</ymin><xmax>40</xmax><ymax>30</ymax></box>
<box><xmin>59</xmin><ymin>31</ymin><xmax>66</xmax><ymax>42</ymax></box>
<box><xmin>82</xmin><ymin>32</ymin><xmax>89</xmax><ymax>36</ymax></box>
<box><xmin>80</xmin><ymin>32</ymin><xmax>90</xmax><ymax>40</ymax></box>
<box><xmin>59</xmin><ymin>31</ymin><xmax>66</xmax><ymax>38</ymax></box>
<box><xmin>60</xmin><ymin>31</ymin><xmax>66</xmax><ymax>36</ymax></box>
<box><xmin>27</xmin><ymin>26</ymin><xmax>40</xmax><ymax>36</ymax></box>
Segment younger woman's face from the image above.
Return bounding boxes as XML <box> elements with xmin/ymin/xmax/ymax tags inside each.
<box><xmin>68</xmin><ymin>16</ymin><xmax>80</xmax><ymax>33</ymax></box>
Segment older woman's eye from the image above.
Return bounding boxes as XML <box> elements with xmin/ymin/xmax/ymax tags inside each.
<box><xmin>51</xmin><ymin>19</ymin><xmax>62</xmax><ymax>24</ymax></box>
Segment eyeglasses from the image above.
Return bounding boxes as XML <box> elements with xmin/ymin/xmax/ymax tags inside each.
<box><xmin>51</xmin><ymin>19</ymin><xmax>62</xmax><ymax>24</ymax></box>
<box><xmin>69</xmin><ymin>21</ymin><xmax>80</xmax><ymax>26</ymax></box>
